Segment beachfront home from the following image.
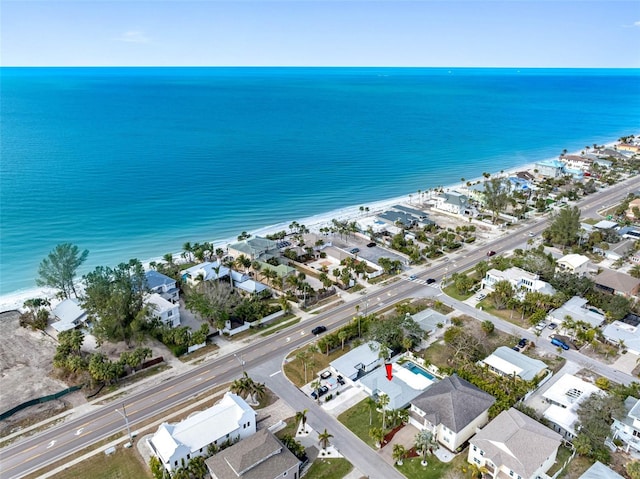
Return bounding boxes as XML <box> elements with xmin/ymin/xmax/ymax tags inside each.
<box><xmin>468</xmin><ymin>408</ymin><xmax>562</xmax><ymax>479</ymax></box>
<box><xmin>409</xmin><ymin>375</ymin><xmax>495</xmax><ymax>452</ymax></box>
<box><xmin>145</xmin><ymin>293</ymin><xmax>180</xmax><ymax>328</ymax></box>
<box><xmin>594</xmin><ymin>269</ymin><xmax>640</xmax><ymax>297</ymax></box>
<box><xmin>541</xmin><ymin>374</ymin><xmax>600</xmax><ymax>440</ymax></box>
<box><xmin>481</xmin><ymin>267</ymin><xmax>555</xmax><ymax>299</ymax></box>
<box><xmin>547</xmin><ymin>296</ymin><xmax>605</xmax><ymax>329</ymax></box>
<box><xmin>230</xmin><ymin>270</ymin><xmax>269</xmax><ymax>295</ymax></box>
<box><xmin>329</xmin><ymin>341</ymin><xmax>384</xmax><ymax>382</ymax></box>
<box><xmin>555</xmin><ymin>254</ymin><xmax>591</xmax><ymax>276</ymax></box>
<box><xmin>561</xmin><ymin>155</ymin><xmax>592</xmax><ymax>171</ymax></box>
<box><xmin>390</xmin><ymin>205</ymin><xmax>432</xmax><ymax>223</ymax></box>
<box><xmin>478</xmin><ymin>346</ymin><xmax>547</xmax><ymax>382</ymax></box>
<box><xmin>377</xmin><ymin>210</ymin><xmax>418</xmax><ymax>229</ymax></box>
<box><xmin>148</xmin><ymin>392</ymin><xmax>256</xmax><ymax>473</ymax></box>
<box><xmin>51</xmin><ymin>298</ymin><xmax>88</xmax><ymax>333</ymax></box>
<box><xmin>433</xmin><ymin>191</ymin><xmax>471</xmax><ymax>216</ymax></box>
<box><xmin>228</xmin><ymin>237</ymin><xmax>279</xmax><ymax>262</ymax></box>
<box><xmin>205</xmin><ymin>429</ymin><xmax>300</xmax><ymax>479</ymax></box>
<box><xmin>535</xmin><ymin>159</ymin><xmax>566</xmax><ymax>178</ymax></box>
<box><xmin>181</xmin><ymin>261</ymin><xmax>230</xmax><ymax>286</ymax></box>
<box><xmin>145</xmin><ymin>270</ymin><xmax>180</xmax><ymax>303</ymax></box>
<box><xmin>602</xmin><ymin>315</ymin><xmax>640</xmax><ymax>355</ymax></box>
<box><xmin>611</xmin><ymin>396</ymin><xmax>640</xmax><ymax>457</ymax></box>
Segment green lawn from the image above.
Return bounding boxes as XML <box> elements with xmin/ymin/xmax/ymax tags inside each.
<box><xmin>547</xmin><ymin>446</ymin><xmax>573</xmax><ymax>477</ymax></box>
<box><xmin>395</xmin><ymin>456</ymin><xmax>449</xmax><ymax>479</ymax></box>
<box><xmin>442</xmin><ymin>284</ymin><xmax>474</xmax><ymax>301</ymax></box>
<box><xmin>50</xmin><ymin>447</ymin><xmax>151</xmax><ymax>479</ymax></box>
<box><xmin>305</xmin><ymin>458</ymin><xmax>353</xmax><ymax>479</ymax></box>
<box><xmin>337</xmin><ymin>398</ymin><xmax>384</xmax><ymax>448</ymax></box>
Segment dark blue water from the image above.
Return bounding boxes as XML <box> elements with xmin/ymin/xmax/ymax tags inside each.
<box><xmin>2</xmin><ymin>67</ymin><xmax>639</xmax><ymax>295</ymax></box>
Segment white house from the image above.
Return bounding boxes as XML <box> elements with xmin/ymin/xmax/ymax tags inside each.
<box><xmin>148</xmin><ymin>392</ymin><xmax>256</xmax><ymax>473</ymax></box>
<box><xmin>409</xmin><ymin>375</ymin><xmax>495</xmax><ymax>452</ymax></box>
<box><xmin>555</xmin><ymin>254</ymin><xmax>591</xmax><ymax>276</ymax></box>
<box><xmin>547</xmin><ymin>296</ymin><xmax>605</xmax><ymax>329</ymax></box>
<box><xmin>612</xmin><ymin>395</ymin><xmax>640</xmax><ymax>456</ymax></box>
<box><xmin>542</xmin><ymin>374</ymin><xmax>600</xmax><ymax>440</ymax></box>
<box><xmin>481</xmin><ymin>267</ymin><xmax>556</xmax><ymax>298</ymax></box>
<box><xmin>478</xmin><ymin>346</ymin><xmax>547</xmax><ymax>382</ymax></box>
<box><xmin>145</xmin><ymin>293</ymin><xmax>180</xmax><ymax>328</ymax></box>
<box><xmin>468</xmin><ymin>408</ymin><xmax>562</xmax><ymax>479</ymax></box>
<box><xmin>603</xmin><ymin>317</ymin><xmax>640</xmax><ymax>355</ymax></box>
<box><xmin>358</xmin><ymin>362</ymin><xmax>430</xmax><ymax>410</ymax></box>
<box><xmin>145</xmin><ymin>270</ymin><xmax>180</xmax><ymax>303</ymax></box>
<box><xmin>205</xmin><ymin>429</ymin><xmax>300</xmax><ymax>479</ymax></box>
<box><xmin>51</xmin><ymin>298</ymin><xmax>88</xmax><ymax>332</ymax></box>
<box><xmin>433</xmin><ymin>191</ymin><xmax>470</xmax><ymax>215</ymax></box>
<box><xmin>329</xmin><ymin>341</ymin><xmax>384</xmax><ymax>381</ymax></box>
<box><xmin>535</xmin><ymin>159</ymin><xmax>566</xmax><ymax>178</ymax></box>
<box><xmin>561</xmin><ymin>155</ymin><xmax>592</xmax><ymax>171</ymax></box>
<box><xmin>181</xmin><ymin>262</ymin><xmax>230</xmax><ymax>286</ymax></box>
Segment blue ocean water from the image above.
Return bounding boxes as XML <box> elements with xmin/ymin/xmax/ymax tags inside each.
<box><xmin>1</xmin><ymin>67</ymin><xmax>639</xmax><ymax>296</ymax></box>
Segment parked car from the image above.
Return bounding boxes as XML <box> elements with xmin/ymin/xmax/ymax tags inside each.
<box><xmin>512</xmin><ymin>346</ymin><xmax>520</xmax><ymax>352</ymax></box>
<box><xmin>551</xmin><ymin>337</ymin><xmax>570</xmax><ymax>350</ymax></box>
<box><xmin>535</xmin><ymin>321</ymin><xmax>546</xmax><ymax>332</ymax></box>
<box><xmin>337</xmin><ymin>375</ymin><xmax>345</xmax><ymax>385</ymax></box>
<box><xmin>320</xmin><ymin>370</ymin><xmax>332</xmax><ymax>379</ymax></box>
<box><xmin>366</xmin><ymin>242</ymin><xmax>376</xmax><ymax>248</ymax></box>
<box><xmin>312</xmin><ymin>325</ymin><xmax>327</xmax><ymax>335</ymax></box>
<box><xmin>475</xmin><ymin>293</ymin><xmax>487</xmax><ymax>301</ymax></box>
<box><xmin>548</xmin><ymin>323</ymin><xmax>558</xmax><ymax>330</ymax></box>
<box><xmin>311</xmin><ymin>385</ymin><xmax>329</xmax><ymax>399</ymax></box>
<box><xmin>528</xmin><ymin>232</ymin><xmax>536</xmax><ymax>237</ymax></box>
<box><xmin>426</xmin><ymin>278</ymin><xmax>436</xmax><ymax>284</ymax></box>
<box><xmin>518</xmin><ymin>338</ymin><xmax>528</xmax><ymax>348</ymax></box>
<box><xmin>487</xmin><ymin>251</ymin><xmax>497</xmax><ymax>257</ymax></box>
<box><xmin>350</xmin><ymin>247</ymin><xmax>360</xmax><ymax>254</ymax></box>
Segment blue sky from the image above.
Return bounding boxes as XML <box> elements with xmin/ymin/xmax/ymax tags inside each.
<box><xmin>2</xmin><ymin>1</ymin><xmax>639</xmax><ymax>67</ymax></box>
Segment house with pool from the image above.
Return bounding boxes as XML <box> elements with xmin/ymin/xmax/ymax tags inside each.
<box><xmin>409</xmin><ymin>374</ymin><xmax>495</xmax><ymax>452</ymax></box>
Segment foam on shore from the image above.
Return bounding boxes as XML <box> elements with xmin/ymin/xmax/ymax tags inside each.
<box><xmin>0</xmin><ymin>138</ymin><xmax>631</xmax><ymax>313</ymax></box>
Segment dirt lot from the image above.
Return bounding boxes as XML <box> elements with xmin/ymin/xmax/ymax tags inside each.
<box><xmin>0</xmin><ymin>310</ymin><xmax>78</xmax><ymax>436</ymax></box>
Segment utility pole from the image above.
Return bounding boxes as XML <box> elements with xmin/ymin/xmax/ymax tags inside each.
<box><xmin>234</xmin><ymin>353</ymin><xmax>245</xmax><ymax>374</ymax></box>
<box><xmin>115</xmin><ymin>403</ymin><xmax>133</xmax><ymax>445</ymax></box>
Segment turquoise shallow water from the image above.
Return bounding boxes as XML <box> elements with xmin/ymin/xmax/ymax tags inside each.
<box><xmin>1</xmin><ymin>67</ymin><xmax>639</xmax><ymax>295</ymax></box>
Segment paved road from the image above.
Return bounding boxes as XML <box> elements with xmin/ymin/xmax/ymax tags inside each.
<box><xmin>2</xmin><ymin>175</ymin><xmax>639</xmax><ymax>479</ymax></box>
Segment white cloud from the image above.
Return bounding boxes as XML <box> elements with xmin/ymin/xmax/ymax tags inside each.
<box><xmin>117</xmin><ymin>30</ymin><xmax>150</xmax><ymax>44</ymax></box>
<box><xmin>634</xmin><ymin>21</ymin><xmax>640</xmax><ymax>27</ymax></box>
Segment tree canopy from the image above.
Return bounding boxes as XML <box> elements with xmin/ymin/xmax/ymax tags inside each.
<box><xmin>36</xmin><ymin>243</ymin><xmax>89</xmax><ymax>298</ymax></box>
<box><xmin>544</xmin><ymin>206</ymin><xmax>581</xmax><ymax>248</ymax></box>
<box><xmin>483</xmin><ymin>177</ymin><xmax>512</xmax><ymax>223</ymax></box>
<box><xmin>81</xmin><ymin>259</ymin><xmax>149</xmax><ymax>344</ymax></box>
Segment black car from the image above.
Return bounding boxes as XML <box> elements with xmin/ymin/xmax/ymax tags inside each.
<box><xmin>512</xmin><ymin>346</ymin><xmax>520</xmax><ymax>352</ymax></box>
<box><xmin>312</xmin><ymin>325</ymin><xmax>327</xmax><ymax>335</ymax></box>
<box><xmin>367</xmin><ymin>242</ymin><xmax>376</xmax><ymax>247</ymax></box>
<box><xmin>518</xmin><ymin>338</ymin><xmax>528</xmax><ymax>348</ymax></box>
<box><xmin>337</xmin><ymin>375</ymin><xmax>345</xmax><ymax>385</ymax></box>
<box><xmin>311</xmin><ymin>385</ymin><xmax>329</xmax><ymax>399</ymax></box>
<box><xmin>487</xmin><ymin>251</ymin><xmax>496</xmax><ymax>257</ymax></box>
<box><xmin>426</xmin><ymin>278</ymin><xmax>436</xmax><ymax>284</ymax></box>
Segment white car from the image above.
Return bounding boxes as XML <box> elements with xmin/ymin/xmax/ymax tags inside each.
<box><xmin>475</xmin><ymin>293</ymin><xmax>487</xmax><ymax>301</ymax></box>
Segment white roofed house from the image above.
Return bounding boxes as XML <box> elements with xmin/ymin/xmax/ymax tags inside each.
<box><xmin>603</xmin><ymin>314</ymin><xmax>640</xmax><ymax>355</ymax></box>
<box><xmin>145</xmin><ymin>293</ymin><xmax>180</xmax><ymax>328</ymax></box>
<box><xmin>181</xmin><ymin>261</ymin><xmax>230</xmax><ymax>286</ymax></box>
<box><xmin>541</xmin><ymin>374</ymin><xmax>600</xmax><ymax>440</ymax></box>
<box><xmin>481</xmin><ymin>267</ymin><xmax>555</xmax><ymax>300</ymax></box>
<box><xmin>329</xmin><ymin>341</ymin><xmax>384</xmax><ymax>381</ymax></box>
<box><xmin>145</xmin><ymin>270</ymin><xmax>180</xmax><ymax>303</ymax></box>
<box><xmin>561</xmin><ymin>154</ymin><xmax>592</xmax><ymax>171</ymax></box>
<box><xmin>468</xmin><ymin>408</ymin><xmax>562</xmax><ymax>479</ymax></box>
<box><xmin>547</xmin><ymin>296</ymin><xmax>605</xmax><ymax>330</ymax></box>
<box><xmin>555</xmin><ymin>254</ymin><xmax>591</xmax><ymax>276</ymax></box>
<box><xmin>51</xmin><ymin>298</ymin><xmax>88</xmax><ymax>332</ymax></box>
<box><xmin>612</xmin><ymin>396</ymin><xmax>640</xmax><ymax>457</ymax></box>
<box><xmin>478</xmin><ymin>347</ymin><xmax>547</xmax><ymax>382</ymax></box>
<box><xmin>148</xmin><ymin>392</ymin><xmax>256</xmax><ymax>473</ymax></box>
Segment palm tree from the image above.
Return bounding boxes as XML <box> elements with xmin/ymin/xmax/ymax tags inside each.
<box><xmin>188</xmin><ymin>456</ymin><xmax>208</xmax><ymax>479</ymax></box>
<box><xmin>296</xmin><ymin>349</ymin><xmax>310</xmax><ymax>384</ymax></box>
<box><xmin>369</xmin><ymin>427</ymin><xmax>385</xmax><ymax>448</ymax></box>
<box><xmin>295</xmin><ymin>409</ymin><xmax>309</xmax><ymax>434</ymax></box>
<box><xmin>378</xmin><ymin>393</ymin><xmax>390</xmax><ymax>430</ymax></box>
<box><xmin>392</xmin><ymin>444</ymin><xmax>407</xmax><ymax>465</ymax></box>
<box><xmin>318</xmin><ymin>428</ymin><xmax>333</xmax><ymax>451</ymax></box>
<box><xmin>364</xmin><ymin>396</ymin><xmax>378</xmax><ymax>426</ymax></box>
<box><xmin>311</xmin><ymin>380</ymin><xmax>322</xmax><ymax>404</ymax></box>
<box><xmin>414</xmin><ymin>429</ymin><xmax>437</xmax><ymax>466</ymax></box>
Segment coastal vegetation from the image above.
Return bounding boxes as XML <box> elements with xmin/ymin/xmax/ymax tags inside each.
<box><xmin>36</xmin><ymin>242</ymin><xmax>89</xmax><ymax>299</ymax></box>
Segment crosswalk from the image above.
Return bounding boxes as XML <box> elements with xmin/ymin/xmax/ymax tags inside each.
<box><xmin>406</xmin><ymin>277</ymin><xmax>438</xmax><ymax>286</ymax></box>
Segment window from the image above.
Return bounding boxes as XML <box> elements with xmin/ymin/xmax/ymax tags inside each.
<box><xmin>510</xmin><ymin>471</ymin><xmax>514</xmax><ymax>477</ymax></box>
<box><xmin>473</xmin><ymin>446</ymin><xmax>477</xmax><ymax>451</ymax></box>
<box><xmin>284</xmin><ymin>472</ymin><xmax>287</xmax><ymax>477</ymax></box>
<box><xmin>187</xmin><ymin>454</ymin><xmax>190</xmax><ymax>459</ymax></box>
<box><xmin>168</xmin><ymin>310</ymin><xmax>173</xmax><ymax>317</ymax></box>
<box><xmin>474</xmin><ymin>458</ymin><xmax>480</xmax><ymax>464</ymax></box>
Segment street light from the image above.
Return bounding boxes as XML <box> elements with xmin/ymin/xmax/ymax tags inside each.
<box><xmin>114</xmin><ymin>403</ymin><xmax>134</xmax><ymax>445</ymax></box>
<box><xmin>234</xmin><ymin>353</ymin><xmax>245</xmax><ymax>374</ymax></box>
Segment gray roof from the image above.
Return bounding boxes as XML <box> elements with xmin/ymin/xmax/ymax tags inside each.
<box><xmin>412</xmin><ymin>308</ymin><xmax>448</xmax><ymax>333</ymax></box>
<box><xmin>205</xmin><ymin>429</ymin><xmax>299</xmax><ymax>479</ymax></box>
<box><xmin>411</xmin><ymin>375</ymin><xmax>495</xmax><ymax>433</ymax></box>
<box><xmin>579</xmin><ymin>461</ymin><xmax>624</xmax><ymax>479</ymax></box>
<box><xmin>330</xmin><ymin>341</ymin><xmax>382</xmax><ymax>378</ymax></box>
<box><xmin>359</xmin><ymin>366</ymin><xmax>424</xmax><ymax>409</ymax></box>
<box><xmin>594</xmin><ymin>269</ymin><xmax>640</xmax><ymax>295</ymax></box>
<box><xmin>145</xmin><ymin>270</ymin><xmax>176</xmax><ymax>289</ymax></box>
<box><xmin>480</xmin><ymin>347</ymin><xmax>547</xmax><ymax>381</ymax></box>
<box><xmin>377</xmin><ymin>210</ymin><xmax>417</xmax><ymax>228</ymax></box>
<box><xmin>443</xmin><ymin>192</ymin><xmax>468</xmax><ymax>207</ymax></box>
<box><xmin>391</xmin><ymin>205</ymin><xmax>429</xmax><ymax>219</ymax></box>
<box><xmin>471</xmin><ymin>408</ymin><xmax>562</xmax><ymax>479</ymax></box>
<box><xmin>549</xmin><ymin>296</ymin><xmax>605</xmax><ymax>328</ymax></box>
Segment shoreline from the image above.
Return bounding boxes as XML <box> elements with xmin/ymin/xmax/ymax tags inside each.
<box><xmin>0</xmin><ymin>137</ymin><xmax>632</xmax><ymax>313</ymax></box>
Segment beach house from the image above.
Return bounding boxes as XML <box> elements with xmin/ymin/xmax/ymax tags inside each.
<box><xmin>547</xmin><ymin>296</ymin><xmax>605</xmax><ymax>329</ymax></box>
<box><xmin>205</xmin><ymin>429</ymin><xmax>300</xmax><ymax>479</ymax></box>
<box><xmin>181</xmin><ymin>261</ymin><xmax>231</xmax><ymax>286</ymax></box>
<box><xmin>579</xmin><ymin>462</ymin><xmax>624</xmax><ymax>479</ymax></box>
<box><xmin>145</xmin><ymin>270</ymin><xmax>179</xmax><ymax>303</ymax></box>
<box><xmin>145</xmin><ymin>293</ymin><xmax>180</xmax><ymax>328</ymax></box>
<box><xmin>478</xmin><ymin>346</ymin><xmax>547</xmax><ymax>382</ymax></box>
<box><xmin>611</xmin><ymin>395</ymin><xmax>640</xmax><ymax>456</ymax></box>
<box><xmin>329</xmin><ymin>341</ymin><xmax>384</xmax><ymax>382</ymax></box>
<box><xmin>541</xmin><ymin>374</ymin><xmax>600</xmax><ymax>439</ymax></box>
<box><xmin>433</xmin><ymin>191</ymin><xmax>471</xmax><ymax>216</ymax></box>
<box><xmin>148</xmin><ymin>392</ymin><xmax>256</xmax><ymax>473</ymax></box>
<box><xmin>227</xmin><ymin>237</ymin><xmax>280</xmax><ymax>262</ymax></box>
<box><xmin>481</xmin><ymin>267</ymin><xmax>555</xmax><ymax>298</ymax></box>
<box><xmin>555</xmin><ymin>254</ymin><xmax>591</xmax><ymax>276</ymax></box>
<box><xmin>602</xmin><ymin>314</ymin><xmax>640</xmax><ymax>355</ymax></box>
<box><xmin>594</xmin><ymin>269</ymin><xmax>640</xmax><ymax>297</ymax></box>
<box><xmin>409</xmin><ymin>375</ymin><xmax>495</xmax><ymax>452</ymax></box>
<box><xmin>468</xmin><ymin>408</ymin><xmax>562</xmax><ymax>479</ymax></box>
<box><xmin>51</xmin><ymin>298</ymin><xmax>88</xmax><ymax>332</ymax></box>
<box><xmin>535</xmin><ymin>159</ymin><xmax>566</xmax><ymax>178</ymax></box>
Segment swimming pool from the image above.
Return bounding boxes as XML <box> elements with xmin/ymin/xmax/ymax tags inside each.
<box><xmin>404</xmin><ymin>362</ymin><xmax>436</xmax><ymax>381</ymax></box>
